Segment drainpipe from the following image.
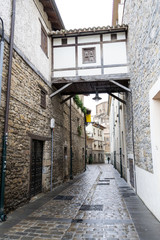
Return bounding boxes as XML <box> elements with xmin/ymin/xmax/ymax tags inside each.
<box><xmin>70</xmin><ymin>99</ymin><xmax>73</xmax><ymax>179</ymax></box>
<box><xmin>50</xmin><ymin>118</ymin><xmax>55</xmax><ymax>191</ymax></box>
<box><xmin>118</xmin><ymin>94</ymin><xmax>123</xmax><ymax>178</ymax></box>
<box><xmin>112</xmin><ymin>99</ymin><xmax>116</xmax><ymax>169</ymax></box>
<box><xmin>84</xmin><ymin>114</ymin><xmax>87</xmax><ymax>171</ymax></box>
<box><xmin>0</xmin><ymin>17</ymin><xmax>4</xmax><ymax>105</ymax></box>
<box><xmin>130</xmin><ymin>92</ymin><xmax>137</xmax><ymax>193</ymax></box>
<box><xmin>0</xmin><ymin>0</ymin><xmax>16</xmax><ymax>221</ymax></box>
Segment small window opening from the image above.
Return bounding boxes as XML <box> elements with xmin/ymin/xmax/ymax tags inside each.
<box><xmin>111</xmin><ymin>34</ymin><xmax>117</xmax><ymax>40</ymax></box>
<box><xmin>62</xmin><ymin>38</ymin><xmax>67</xmax><ymax>45</ymax></box>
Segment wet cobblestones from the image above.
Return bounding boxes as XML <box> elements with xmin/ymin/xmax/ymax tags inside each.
<box><xmin>0</xmin><ymin>164</ymin><xmax>139</xmax><ymax>239</ymax></box>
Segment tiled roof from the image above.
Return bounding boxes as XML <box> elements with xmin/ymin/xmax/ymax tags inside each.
<box><xmin>50</xmin><ymin>24</ymin><xmax>128</xmax><ymax>36</ymax></box>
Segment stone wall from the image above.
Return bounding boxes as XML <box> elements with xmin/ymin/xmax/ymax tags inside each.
<box><xmin>123</xmin><ymin>0</ymin><xmax>160</xmax><ymax>172</ymax></box>
<box><xmin>0</xmin><ymin>40</ymin><xmax>85</xmax><ymax>212</ymax></box>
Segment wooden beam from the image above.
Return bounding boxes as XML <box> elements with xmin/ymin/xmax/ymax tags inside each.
<box><xmin>50</xmin><ymin>83</ymin><xmax>73</xmax><ymax>98</ymax></box>
<box><xmin>52</xmin><ymin>73</ymin><xmax>130</xmax><ymax>84</ymax></box>
<box><xmin>60</xmin><ymin>95</ymin><xmax>74</xmax><ymax>104</ymax></box>
<box><xmin>109</xmin><ymin>79</ymin><xmax>131</xmax><ymax>92</ymax></box>
<box><xmin>108</xmin><ymin>93</ymin><xmax>126</xmax><ymax>104</ymax></box>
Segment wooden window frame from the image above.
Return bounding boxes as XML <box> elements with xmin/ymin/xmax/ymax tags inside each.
<box><xmin>82</xmin><ymin>47</ymin><xmax>96</xmax><ymax>64</ymax></box>
<box><xmin>39</xmin><ymin>85</ymin><xmax>47</xmax><ymax>109</ymax></box>
<box><xmin>41</xmin><ymin>24</ymin><xmax>48</xmax><ymax>57</ymax></box>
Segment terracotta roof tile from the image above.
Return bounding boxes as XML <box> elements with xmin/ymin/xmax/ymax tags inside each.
<box><xmin>50</xmin><ymin>24</ymin><xmax>128</xmax><ymax>36</ymax></box>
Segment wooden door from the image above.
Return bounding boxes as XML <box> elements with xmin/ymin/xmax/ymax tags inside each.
<box><xmin>30</xmin><ymin>140</ymin><xmax>43</xmax><ymax>198</ymax></box>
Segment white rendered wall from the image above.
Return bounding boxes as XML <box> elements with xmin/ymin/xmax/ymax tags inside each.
<box><xmin>54</xmin><ymin>47</ymin><xmax>76</xmax><ymax>69</ymax></box>
<box><xmin>1</xmin><ymin>0</ymin><xmax>52</xmax><ymax>81</ymax></box>
<box><xmin>0</xmin><ymin>0</ymin><xmax>12</xmax><ymax>37</ymax></box>
<box><xmin>103</xmin><ymin>42</ymin><xmax>127</xmax><ymax>65</ymax></box>
<box><xmin>104</xmin><ymin>67</ymin><xmax>128</xmax><ymax>74</ymax></box>
<box><xmin>136</xmin><ymin>77</ymin><xmax>160</xmax><ymax>221</ymax></box>
<box><xmin>78</xmin><ymin>69</ymin><xmax>101</xmax><ymax>76</ymax></box>
<box><xmin>78</xmin><ymin>35</ymin><xmax>100</xmax><ymax>44</ymax></box>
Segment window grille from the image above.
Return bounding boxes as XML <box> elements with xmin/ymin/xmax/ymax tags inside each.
<box><xmin>82</xmin><ymin>47</ymin><xmax>96</xmax><ymax>64</ymax></box>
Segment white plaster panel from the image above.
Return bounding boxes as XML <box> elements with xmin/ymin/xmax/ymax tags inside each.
<box><xmin>53</xmin><ymin>37</ymin><xmax>75</xmax><ymax>46</ymax></box>
<box><xmin>68</xmin><ymin>37</ymin><xmax>75</xmax><ymax>44</ymax></box>
<box><xmin>104</xmin><ymin>67</ymin><xmax>128</xmax><ymax>74</ymax></box>
<box><xmin>53</xmin><ymin>70</ymin><xmax>76</xmax><ymax>78</ymax></box>
<box><xmin>78</xmin><ymin>35</ymin><xmax>100</xmax><ymax>44</ymax></box>
<box><xmin>54</xmin><ymin>47</ymin><xmax>76</xmax><ymax>69</ymax></box>
<box><xmin>103</xmin><ymin>42</ymin><xmax>127</xmax><ymax>65</ymax></box>
<box><xmin>78</xmin><ymin>44</ymin><xmax>101</xmax><ymax>67</ymax></box>
<box><xmin>78</xmin><ymin>69</ymin><xmax>101</xmax><ymax>76</ymax></box>
<box><xmin>103</xmin><ymin>34</ymin><xmax>111</xmax><ymax>41</ymax></box>
<box><xmin>13</xmin><ymin>0</ymin><xmax>52</xmax><ymax>81</ymax></box>
<box><xmin>53</xmin><ymin>38</ymin><xmax>61</xmax><ymax>46</ymax></box>
<box><xmin>0</xmin><ymin>0</ymin><xmax>12</xmax><ymax>37</ymax></box>
<box><xmin>117</xmin><ymin>32</ymin><xmax>126</xmax><ymax>40</ymax></box>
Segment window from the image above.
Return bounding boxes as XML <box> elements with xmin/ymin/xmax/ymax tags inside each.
<box><xmin>111</xmin><ymin>33</ymin><xmax>117</xmax><ymax>40</ymax></box>
<box><xmin>82</xmin><ymin>47</ymin><xmax>96</xmax><ymax>64</ymax></box>
<box><xmin>41</xmin><ymin>25</ymin><xmax>48</xmax><ymax>56</ymax></box>
<box><xmin>62</xmin><ymin>38</ymin><xmax>67</xmax><ymax>45</ymax></box>
<box><xmin>39</xmin><ymin>85</ymin><xmax>47</xmax><ymax>109</ymax></box>
<box><xmin>41</xmin><ymin>89</ymin><xmax>46</xmax><ymax>108</ymax></box>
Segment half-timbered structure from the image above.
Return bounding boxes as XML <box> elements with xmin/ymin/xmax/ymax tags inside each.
<box><xmin>50</xmin><ymin>25</ymin><xmax>130</xmax><ymax>98</ymax></box>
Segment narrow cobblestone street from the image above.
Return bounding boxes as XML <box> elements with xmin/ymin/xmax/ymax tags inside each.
<box><xmin>0</xmin><ymin>164</ymin><xmax>160</xmax><ymax>240</ymax></box>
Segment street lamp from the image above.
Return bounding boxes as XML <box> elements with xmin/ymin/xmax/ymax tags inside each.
<box><xmin>92</xmin><ymin>90</ymin><xmax>102</xmax><ymax>102</ymax></box>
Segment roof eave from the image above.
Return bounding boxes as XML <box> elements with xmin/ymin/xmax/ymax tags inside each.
<box><xmin>39</xmin><ymin>0</ymin><xmax>65</xmax><ymax>30</ymax></box>
<box><xmin>50</xmin><ymin>25</ymin><xmax>128</xmax><ymax>38</ymax></box>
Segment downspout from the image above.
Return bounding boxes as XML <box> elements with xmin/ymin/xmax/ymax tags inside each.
<box><xmin>0</xmin><ymin>17</ymin><xmax>4</xmax><ymax>105</ymax></box>
<box><xmin>130</xmin><ymin>91</ymin><xmax>137</xmax><ymax>193</ymax></box>
<box><xmin>84</xmin><ymin>114</ymin><xmax>87</xmax><ymax>171</ymax></box>
<box><xmin>70</xmin><ymin>99</ymin><xmax>73</xmax><ymax>179</ymax></box>
<box><xmin>112</xmin><ymin>99</ymin><xmax>116</xmax><ymax>169</ymax></box>
<box><xmin>0</xmin><ymin>0</ymin><xmax>16</xmax><ymax>221</ymax></box>
<box><xmin>118</xmin><ymin>94</ymin><xmax>123</xmax><ymax>178</ymax></box>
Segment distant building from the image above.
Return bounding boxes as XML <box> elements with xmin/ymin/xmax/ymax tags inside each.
<box><xmin>86</xmin><ymin>122</ymin><xmax>105</xmax><ymax>163</ymax></box>
<box><xmin>93</xmin><ymin>101</ymin><xmax>110</xmax><ymax>159</ymax></box>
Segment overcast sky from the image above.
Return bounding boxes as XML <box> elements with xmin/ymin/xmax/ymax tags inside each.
<box><xmin>55</xmin><ymin>0</ymin><xmax>113</xmax><ymax>29</ymax></box>
<box><xmin>55</xmin><ymin>0</ymin><xmax>113</xmax><ymax>114</ymax></box>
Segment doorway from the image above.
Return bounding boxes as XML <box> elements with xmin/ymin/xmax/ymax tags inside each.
<box><xmin>30</xmin><ymin>140</ymin><xmax>43</xmax><ymax>198</ymax></box>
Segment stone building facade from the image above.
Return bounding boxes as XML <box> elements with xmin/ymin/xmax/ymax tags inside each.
<box><xmin>111</xmin><ymin>0</ymin><xmax>160</xmax><ymax>221</ymax></box>
<box><xmin>0</xmin><ymin>0</ymin><xmax>85</xmax><ymax>213</ymax></box>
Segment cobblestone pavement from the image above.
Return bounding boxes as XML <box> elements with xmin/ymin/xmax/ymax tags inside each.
<box><xmin>0</xmin><ymin>164</ymin><xmax>139</xmax><ymax>240</ymax></box>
